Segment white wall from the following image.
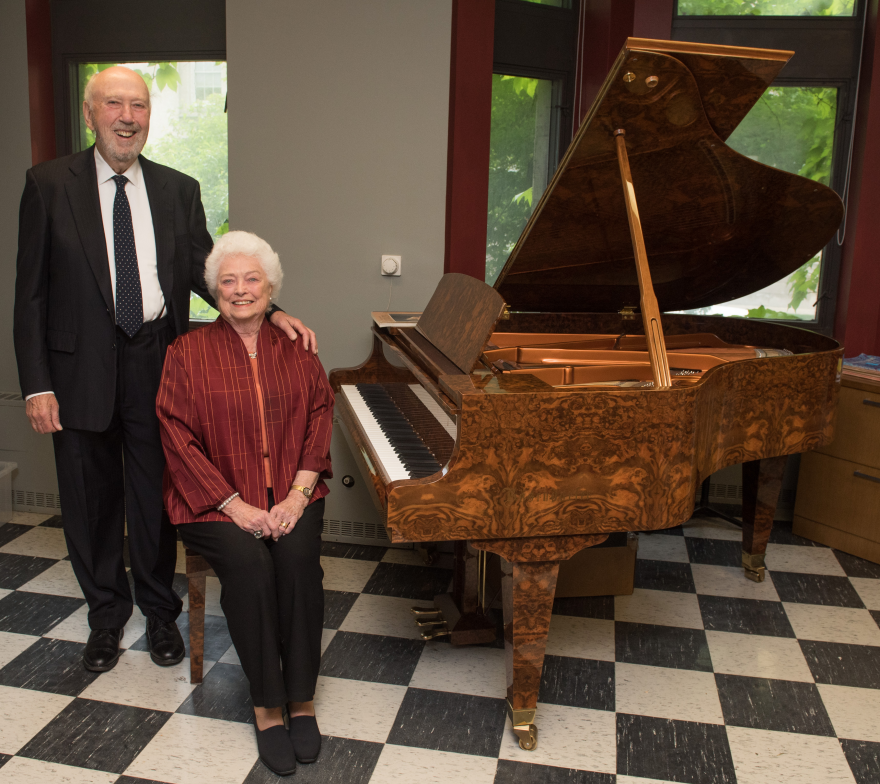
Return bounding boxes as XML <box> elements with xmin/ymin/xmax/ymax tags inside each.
<box><xmin>226</xmin><ymin>0</ymin><xmax>453</xmax><ymax>532</ymax></box>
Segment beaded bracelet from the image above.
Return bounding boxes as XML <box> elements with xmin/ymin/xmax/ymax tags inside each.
<box><xmin>217</xmin><ymin>492</ymin><xmax>240</xmax><ymax>512</ymax></box>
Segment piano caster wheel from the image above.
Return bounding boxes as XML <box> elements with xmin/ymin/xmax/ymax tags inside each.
<box><xmin>514</xmin><ymin>723</ymin><xmax>538</xmax><ymax>751</ymax></box>
<box><xmin>742</xmin><ymin>552</ymin><xmax>766</xmax><ymax>583</ymax></box>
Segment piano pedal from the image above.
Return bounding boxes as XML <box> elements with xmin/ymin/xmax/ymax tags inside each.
<box><xmin>411</xmin><ymin>607</ymin><xmax>442</xmax><ymax>618</ymax></box>
<box><xmin>416</xmin><ymin>618</ymin><xmax>447</xmax><ymax>628</ymax></box>
<box><xmin>420</xmin><ymin>624</ymin><xmax>450</xmax><ymax>641</ymax></box>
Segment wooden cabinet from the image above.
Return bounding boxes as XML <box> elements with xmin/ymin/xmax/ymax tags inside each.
<box><xmin>793</xmin><ymin>373</ymin><xmax>880</xmax><ymax>564</ymax></box>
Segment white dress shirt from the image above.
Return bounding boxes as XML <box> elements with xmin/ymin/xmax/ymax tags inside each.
<box><xmin>26</xmin><ymin>149</ymin><xmax>166</xmax><ymax>402</ymax></box>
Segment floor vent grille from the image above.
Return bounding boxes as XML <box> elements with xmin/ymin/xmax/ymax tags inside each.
<box><xmin>323</xmin><ymin>518</ymin><xmax>391</xmax><ymax>544</ymax></box>
<box><xmin>14</xmin><ymin>490</ymin><xmax>62</xmax><ymax>512</ymax></box>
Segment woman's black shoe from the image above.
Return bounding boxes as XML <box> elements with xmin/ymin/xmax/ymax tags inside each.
<box><xmin>254</xmin><ymin>724</ymin><xmax>296</xmax><ymax>776</ymax></box>
<box><xmin>288</xmin><ymin>715</ymin><xmax>322</xmax><ymax>763</ymax></box>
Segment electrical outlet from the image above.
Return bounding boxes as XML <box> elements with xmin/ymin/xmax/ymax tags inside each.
<box><xmin>381</xmin><ymin>255</ymin><xmax>401</xmax><ymax>276</ymax></box>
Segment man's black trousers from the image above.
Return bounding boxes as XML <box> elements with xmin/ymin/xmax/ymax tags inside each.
<box><xmin>52</xmin><ymin>318</ymin><xmax>182</xmax><ymax>629</ymax></box>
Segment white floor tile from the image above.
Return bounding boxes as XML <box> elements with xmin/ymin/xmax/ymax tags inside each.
<box><xmin>8</xmin><ymin>512</ymin><xmax>52</xmax><ymax>527</ymax></box>
<box><xmin>44</xmin><ymin>605</ymin><xmax>147</xmax><ymax>649</ymax></box>
<box><xmin>321</xmin><ymin>555</ymin><xmax>379</xmax><ymax>593</ymax></box>
<box><xmin>817</xmin><ymin>684</ymin><xmax>880</xmax><ymax>742</ymax></box>
<box><xmin>0</xmin><ymin>588</ymin><xmax>10</xmax><ymax>602</ymax></box>
<box><xmin>766</xmin><ymin>544</ymin><xmax>846</xmax><ymax>576</ymax></box>
<box><xmin>691</xmin><ymin>564</ymin><xmax>780</xmax><ymax>601</ymax></box>
<box><xmin>125</xmin><ymin>713</ymin><xmax>257</xmax><ymax>784</ymax></box>
<box><xmin>17</xmin><ymin>561</ymin><xmax>84</xmax><ymax>599</ymax></box>
<box><xmin>615</xmin><ymin>662</ymin><xmax>723</xmax><ymax>724</ymax></box>
<box><xmin>321</xmin><ymin>627</ymin><xmax>336</xmax><ymax>654</ymax></box>
<box><xmin>726</xmin><ymin>726</ymin><xmax>857</xmax><ymax>784</ymax></box>
<box><xmin>369</xmin><ymin>744</ymin><xmax>497</xmax><ymax>784</ymax></box>
<box><xmin>313</xmin><ymin>675</ymin><xmax>407</xmax><ymax>743</ymax></box>
<box><xmin>218</xmin><ymin>644</ymin><xmax>241</xmax><ymax>665</ymax></box>
<box><xmin>174</xmin><ymin>539</ymin><xmax>187</xmax><ymax>574</ymax></box>
<box><xmin>205</xmin><ymin>575</ymin><xmax>224</xmax><ymax>616</ymax></box>
<box><xmin>615</xmin><ymin>588</ymin><xmax>704</xmax><ymax>630</ymax></box>
<box><xmin>381</xmin><ymin>547</ymin><xmax>454</xmax><ymax>570</ymax></box>
<box><xmin>0</xmin><ymin>526</ymin><xmax>69</xmax><ymax>560</ymax></box>
<box><xmin>0</xmin><ymin>684</ymin><xmax>72</xmax><ymax>754</ymax></box>
<box><xmin>0</xmin><ymin>631</ymin><xmax>38</xmax><ymax>669</ymax></box>
<box><xmin>783</xmin><ymin>603</ymin><xmax>880</xmax><ymax>646</ymax></box>
<box><xmin>498</xmin><ymin>703</ymin><xmax>616</xmax><ymax>773</ymax></box>
<box><xmin>637</xmin><ymin>533</ymin><xmax>690</xmax><ymax>563</ymax></box>
<box><xmin>706</xmin><ymin>631</ymin><xmax>813</xmax><ymax>682</ymax></box>
<box><xmin>850</xmin><ymin>577</ymin><xmax>880</xmax><ymax>611</ymax></box>
<box><xmin>78</xmin><ymin>649</ymin><xmax>195</xmax><ymax>713</ymax></box>
<box><xmin>409</xmin><ymin>643</ymin><xmax>506</xmax><ymax>698</ymax></box>
<box><xmin>339</xmin><ymin>593</ymin><xmax>425</xmax><ymax>640</ymax></box>
<box><xmin>546</xmin><ymin>615</ymin><xmax>615</xmax><ymax>661</ymax></box>
<box><xmin>682</xmin><ymin>518</ymin><xmax>742</xmax><ymax>541</ymax></box>
<box><xmin>0</xmin><ymin>757</ymin><xmax>117</xmax><ymax>783</ymax></box>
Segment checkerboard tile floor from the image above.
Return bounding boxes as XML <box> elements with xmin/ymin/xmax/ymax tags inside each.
<box><xmin>1</xmin><ymin>509</ymin><xmax>879</xmax><ymax>783</ymax></box>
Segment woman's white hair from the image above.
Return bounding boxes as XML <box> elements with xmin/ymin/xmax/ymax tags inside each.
<box><xmin>204</xmin><ymin>231</ymin><xmax>283</xmax><ymax>301</ymax></box>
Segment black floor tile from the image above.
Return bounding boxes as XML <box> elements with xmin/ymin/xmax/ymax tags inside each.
<box><xmin>128</xmin><ymin>613</ymin><xmax>232</xmax><ymax>662</ymax></box>
<box><xmin>176</xmin><ymin>661</ymin><xmax>254</xmax><ymax>724</ymax></box>
<box><xmin>116</xmin><ymin>778</ymin><xmax>172</xmax><ymax>784</ymax></box>
<box><xmin>323</xmin><ymin>590</ymin><xmax>359</xmax><ymax>629</ymax></box>
<box><xmin>617</xmin><ymin>713</ymin><xmax>736</xmax><ymax>784</ymax></box>
<box><xmin>771</xmin><ymin>572</ymin><xmax>865</xmax><ymax>608</ymax></box>
<box><xmin>17</xmin><ymin>698</ymin><xmax>170</xmax><ymax>773</ymax></box>
<box><xmin>319</xmin><ymin>631</ymin><xmax>423</xmax><ymax>686</ymax></box>
<box><xmin>634</xmin><ymin>559</ymin><xmax>695</xmax><ymax>593</ymax></box>
<box><xmin>494</xmin><ymin>759</ymin><xmax>613</xmax><ymax>783</ymax></box>
<box><xmin>699</xmin><ymin>595</ymin><xmax>794</xmax><ymax>638</ymax></box>
<box><xmin>386</xmin><ymin>688</ymin><xmax>506</xmax><ymax>757</ymax></box>
<box><xmin>361</xmin><ymin>562</ymin><xmax>452</xmax><ymax>601</ymax></box>
<box><xmin>834</xmin><ymin>551</ymin><xmax>880</xmax><ymax>578</ymax></box>
<box><xmin>715</xmin><ymin>674</ymin><xmax>835</xmax><ymax>736</ymax></box>
<box><xmin>243</xmin><ymin>735</ymin><xmax>383</xmax><ymax>783</ymax></box>
<box><xmin>768</xmin><ymin>520</ymin><xmax>823</xmax><ymax>546</ymax></box>
<box><xmin>539</xmin><ymin>655</ymin><xmax>614</xmax><ymax>711</ymax></box>
<box><xmin>840</xmin><ymin>739</ymin><xmax>880</xmax><ymax>784</ymax></box>
<box><xmin>39</xmin><ymin>515</ymin><xmax>65</xmax><ymax>528</ymax></box>
<box><xmin>552</xmin><ymin>595</ymin><xmax>615</xmax><ymax>620</ymax></box>
<box><xmin>872</xmin><ymin>610</ymin><xmax>880</xmax><ymax>631</ymax></box>
<box><xmin>320</xmin><ymin>541</ymin><xmax>386</xmax><ymax>561</ymax></box>
<box><xmin>0</xmin><ymin>553</ymin><xmax>59</xmax><ymax>590</ymax></box>
<box><xmin>615</xmin><ymin>622</ymin><xmax>713</xmax><ymax>672</ymax></box>
<box><xmin>0</xmin><ymin>637</ymin><xmax>99</xmax><ymax>696</ymax></box>
<box><xmin>0</xmin><ymin>590</ymin><xmax>85</xmax><ymax>635</ymax></box>
<box><xmin>800</xmin><ymin>640</ymin><xmax>880</xmax><ymax>689</ymax></box>
<box><xmin>0</xmin><ymin>753</ymin><xmax>10</xmax><ymax>769</ymax></box>
<box><xmin>686</xmin><ymin>538</ymin><xmax>742</xmax><ymax>567</ymax></box>
<box><xmin>172</xmin><ymin>572</ymin><xmax>188</xmax><ymax>598</ymax></box>
<box><xmin>0</xmin><ymin>523</ymin><xmax>33</xmax><ymax>548</ymax></box>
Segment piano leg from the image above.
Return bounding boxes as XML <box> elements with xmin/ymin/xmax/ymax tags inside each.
<box><xmin>500</xmin><ymin>557</ymin><xmax>559</xmax><ymax>751</ymax></box>
<box><xmin>741</xmin><ymin>455</ymin><xmax>788</xmax><ymax>582</ymax></box>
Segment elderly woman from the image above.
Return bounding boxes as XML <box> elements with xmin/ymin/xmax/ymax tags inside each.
<box><xmin>156</xmin><ymin>231</ymin><xmax>333</xmax><ymax>776</ymax></box>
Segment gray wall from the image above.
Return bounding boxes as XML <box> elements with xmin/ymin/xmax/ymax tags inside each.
<box><xmin>0</xmin><ymin>3</ymin><xmax>60</xmax><ymax>511</ymax></box>
<box><xmin>226</xmin><ymin>0</ymin><xmax>452</xmax><ymax>530</ymax></box>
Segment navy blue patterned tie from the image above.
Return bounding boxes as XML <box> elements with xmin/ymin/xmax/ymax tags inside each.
<box><xmin>112</xmin><ymin>175</ymin><xmax>144</xmax><ymax>337</ymax></box>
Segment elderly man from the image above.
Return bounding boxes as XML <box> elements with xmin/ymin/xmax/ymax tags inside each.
<box><xmin>13</xmin><ymin>66</ymin><xmax>316</xmax><ymax>672</ymax></box>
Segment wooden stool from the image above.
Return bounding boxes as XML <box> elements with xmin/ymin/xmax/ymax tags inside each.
<box><xmin>185</xmin><ymin>547</ymin><xmax>216</xmax><ymax>684</ymax></box>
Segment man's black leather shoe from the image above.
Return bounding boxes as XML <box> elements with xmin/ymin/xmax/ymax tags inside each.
<box><xmin>146</xmin><ymin>617</ymin><xmax>185</xmax><ymax>666</ymax></box>
<box><xmin>83</xmin><ymin>628</ymin><xmax>123</xmax><ymax>672</ymax></box>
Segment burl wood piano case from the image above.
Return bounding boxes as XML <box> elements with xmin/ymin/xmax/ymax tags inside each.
<box><xmin>330</xmin><ymin>37</ymin><xmax>844</xmax><ymax>750</ymax></box>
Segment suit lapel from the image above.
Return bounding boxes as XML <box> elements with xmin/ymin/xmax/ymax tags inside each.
<box><xmin>65</xmin><ymin>149</ymin><xmax>114</xmax><ymax>318</ymax></box>
<box><xmin>141</xmin><ymin>158</ymin><xmax>175</xmax><ymax>317</ymax></box>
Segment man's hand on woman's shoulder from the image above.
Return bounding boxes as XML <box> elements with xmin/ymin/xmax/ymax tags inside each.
<box><xmin>268</xmin><ymin>311</ymin><xmax>318</xmax><ymax>354</ymax></box>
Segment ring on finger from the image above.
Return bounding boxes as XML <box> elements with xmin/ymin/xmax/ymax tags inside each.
<box><xmin>253</xmin><ymin>529</ymin><xmax>263</xmax><ymax>539</ymax></box>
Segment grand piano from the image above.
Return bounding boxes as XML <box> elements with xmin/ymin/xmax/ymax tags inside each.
<box><xmin>329</xmin><ymin>38</ymin><xmax>844</xmax><ymax>750</ymax></box>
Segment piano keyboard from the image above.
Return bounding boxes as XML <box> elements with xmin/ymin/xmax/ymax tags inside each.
<box><xmin>341</xmin><ymin>384</ymin><xmax>446</xmax><ymax>481</ymax></box>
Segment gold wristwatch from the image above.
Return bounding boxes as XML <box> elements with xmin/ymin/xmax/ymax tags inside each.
<box><xmin>291</xmin><ymin>484</ymin><xmax>313</xmax><ymax>499</ymax></box>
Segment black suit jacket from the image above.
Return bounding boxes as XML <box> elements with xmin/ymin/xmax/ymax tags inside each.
<box><xmin>13</xmin><ymin>147</ymin><xmax>216</xmax><ymax>432</ymax></box>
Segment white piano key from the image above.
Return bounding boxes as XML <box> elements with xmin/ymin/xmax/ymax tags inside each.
<box><xmin>409</xmin><ymin>384</ymin><xmax>457</xmax><ymax>439</ymax></box>
<box><xmin>341</xmin><ymin>385</ymin><xmax>411</xmax><ymax>482</ymax></box>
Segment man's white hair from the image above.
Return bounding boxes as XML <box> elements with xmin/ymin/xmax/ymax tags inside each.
<box><xmin>83</xmin><ymin>66</ymin><xmax>151</xmax><ymax>109</ymax></box>
<box><xmin>205</xmin><ymin>231</ymin><xmax>283</xmax><ymax>301</ymax></box>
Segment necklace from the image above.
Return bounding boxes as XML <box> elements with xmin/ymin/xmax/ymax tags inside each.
<box><xmin>248</xmin><ymin>351</ymin><xmax>257</xmax><ymax>359</ymax></box>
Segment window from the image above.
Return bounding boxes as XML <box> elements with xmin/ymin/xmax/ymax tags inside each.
<box><xmin>487</xmin><ymin>0</ymin><xmax>579</xmax><ymax>283</ymax></box>
<box><xmin>75</xmin><ymin>61</ymin><xmax>227</xmax><ymax>320</ymax></box>
<box><xmin>672</xmin><ymin>0</ymin><xmax>866</xmax><ymax>333</ymax></box>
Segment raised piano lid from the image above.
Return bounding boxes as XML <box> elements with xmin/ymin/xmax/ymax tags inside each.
<box><xmin>494</xmin><ymin>38</ymin><xmax>845</xmax><ymax>315</ymax></box>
